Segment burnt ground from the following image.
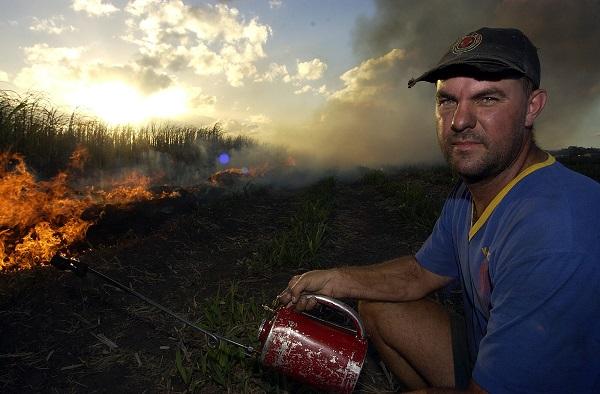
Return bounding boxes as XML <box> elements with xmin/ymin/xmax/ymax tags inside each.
<box><xmin>0</xmin><ymin>168</ymin><xmax>456</xmax><ymax>393</ymax></box>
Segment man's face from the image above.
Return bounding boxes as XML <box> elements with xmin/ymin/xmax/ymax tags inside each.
<box><xmin>435</xmin><ymin>77</ymin><xmax>531</xmax><ymax>183</ymax></box>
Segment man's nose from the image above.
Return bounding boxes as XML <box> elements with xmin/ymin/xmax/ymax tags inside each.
<box><xmin>451</xmin><ymin>103</ymin><xmax>476</xmax><ymax>132</ymax></box>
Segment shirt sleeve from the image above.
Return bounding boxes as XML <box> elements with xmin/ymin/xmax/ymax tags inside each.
<box><xmin>472</xmin><ymin>251</ymin><xmax>600</xmax><ymax>393</ymax></box>
<box><xmin>415</xmin><ymin>197</ymin><xmax>459</xmax><ymax>279</ymax></box>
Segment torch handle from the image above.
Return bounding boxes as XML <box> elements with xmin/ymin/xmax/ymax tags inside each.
<box><xmin>306</xmin><ymin>295</ymin><xmax>366</xmax><ymax>339</ymax></box>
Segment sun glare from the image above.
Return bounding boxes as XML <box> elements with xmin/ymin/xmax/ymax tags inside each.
<box><xmin>66</xmin><ymin>81</ymin><xmax>188</xmax><ymax>125</ymax></box>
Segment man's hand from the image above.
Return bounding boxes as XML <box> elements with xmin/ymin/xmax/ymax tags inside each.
<box><xmin>276</xmin><ymin>256</ymin><xmax>452</xmax><ymax>311</ymax></box>
<box><xmin>277</xmin><ymin>269</ymin><xmax>342</xmax><ymax>311</ymax></box>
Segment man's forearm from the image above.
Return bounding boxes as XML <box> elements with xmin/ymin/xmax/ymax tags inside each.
<box><xmin>333</xmin><ymin>255</ymin><xmax>449</xmax><ymax>302</ymax></box>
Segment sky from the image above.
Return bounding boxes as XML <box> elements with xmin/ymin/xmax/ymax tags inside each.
<box><xmin>1</xmin><ymin>0</ymin><xmax>600</xmax><ymax>168</ymax></box>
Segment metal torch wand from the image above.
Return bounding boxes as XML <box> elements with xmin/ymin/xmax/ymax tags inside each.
<box><xmin>50</xmin><ymin>255</ymin><xmax>256</xmax><ymax>356</ymax></box>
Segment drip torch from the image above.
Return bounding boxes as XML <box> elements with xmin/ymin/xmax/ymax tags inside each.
<box><xmin>50</xmin><ymin>255</ymin><xmax>368</xmax><ymax>393</ymax></box>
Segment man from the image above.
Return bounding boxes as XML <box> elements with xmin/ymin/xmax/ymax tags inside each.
<box><xmin>277</xmin><ymin>27</ymin><xmax>600</xmax><ymax>393</ymax></box>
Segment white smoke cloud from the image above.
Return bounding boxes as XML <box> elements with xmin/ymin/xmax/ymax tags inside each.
<box><xmin>273</xmin><ymin>48</ymin><xmax>441</xmax><ymax>167</ymax></box>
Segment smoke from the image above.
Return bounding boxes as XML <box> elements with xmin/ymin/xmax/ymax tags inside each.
<box><xmin>282</xmin><ymin>0</ymin><xmax>600</xmax><ymax>168</ymax></box>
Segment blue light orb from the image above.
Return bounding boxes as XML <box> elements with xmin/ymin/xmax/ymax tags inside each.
<box><xmin>218</xmin><ymin>153</ymin><xmax>230</xmax><ymax>165</ymax></box>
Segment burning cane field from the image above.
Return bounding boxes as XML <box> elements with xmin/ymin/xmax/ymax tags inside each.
<box><xmin>0</xmin><ymin>92</ymin><xmax>598</xmax><ymax>393</ymax></box>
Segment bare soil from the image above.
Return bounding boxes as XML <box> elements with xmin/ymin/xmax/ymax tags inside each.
<box><xmin>0</xmin><ymin>170</ymin><xmax>454</xmax><ymax>393</ymax></box>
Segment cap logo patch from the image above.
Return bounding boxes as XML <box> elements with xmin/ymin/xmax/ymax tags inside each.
<box><xmin>452</xmin><ymin>33</ymin><xmax>482</xmax><ymax>54</ymax></box>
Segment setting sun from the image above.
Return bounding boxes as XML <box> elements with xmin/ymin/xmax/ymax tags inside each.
<box><xmin>66</xmin><ymin>81</ymin><xmax>188</xmax><ymax>124</ymax></box>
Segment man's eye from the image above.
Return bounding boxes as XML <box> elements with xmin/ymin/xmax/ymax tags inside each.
<box><xmin>438</xmin><ymin>98</ymin><xmax>456</xmax><ymax>107</ymax></box>
<box><xmin>480</xmin><ymin>97</ymin><xmax>498</xmax><ymax>104</ymax></box>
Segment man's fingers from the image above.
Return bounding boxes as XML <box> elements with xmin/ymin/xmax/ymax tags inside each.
<box><xmin>277</xmin><ymin>270</ymin><xmax>332</xmax><ymax>308</ymax></box>
<box><xmin>276</xmin><ymin>275</ymin><xmax>302</xmax><ymax>305</ymax></box>
<box><xmin>305</xmin><ymin>296</ymin><xmax>318</xmax><ymax>310</ymax></box>
<box><xmin>288</xmin><ymin>274</ymin><xmax>307</xmax><ymax>300</ymax></box>
<box><xmin>294</xmin><ymin>295</ymin><xmax>318</xmax><ymax>311</ymax></box>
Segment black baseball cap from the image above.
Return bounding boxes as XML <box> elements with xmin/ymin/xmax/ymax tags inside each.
<box><xmin>408</xmin><ymin>27</ymin><xmax>540</xmax><ymax>89</ymax></box>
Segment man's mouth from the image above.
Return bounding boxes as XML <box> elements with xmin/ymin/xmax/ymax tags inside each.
<box><xmin>453</xmin><ymin>140</ymin><xmax>481</xmax><ymax>146</ymax></box>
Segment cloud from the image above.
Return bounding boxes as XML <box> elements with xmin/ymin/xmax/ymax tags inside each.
<box><xmin>296</xmin><ymin>58</ymin><xmax>327</xmax><ymax>81</ymax></box>
<box><xmin>248</xmin><ymin>113</ymin><xmax>271</xmax><ymax>124</ymax></box>
<box><xmin>123</xmin><ymin>1</ymin><xmax>271</xmax><ymax>87</ymax></box>
<box><xmin>255</xmin><ymin>62</ymin><xmax>290</xmax><ymax>82</ymax></box>
<box><xmin>12</xmin><ymin>43</ymin><xmax>209</xmax><ymax>123</ymax></box>
<box><xmin>13</xmin><ymin>44</ymin><xmax>88</xmax><ymax>104</ymax></box>
<box><xmin>23</xmin><ymin>43</ymin><xmax>84</xmax><ymax>63</ymax></box>
<box><xmin>293</xmin><ymin>84</ymin><xmax>328</xmax><ymax>96</ymax></box>
<box><xmin>30</xmin><ymin>16</ymin><xmax>76</xmax><ymax>35</ymax></box>
<box><xmin>256</xmin><ymin>58</ymin><xmax>328</xmax><ymax>84</ymax></box>
<box><xmin>0</xmin><ymin>20</ymin><xmax>19</xmax><ymax>27</ymax></box>
<box><xmin>15</xmin><ymin>44</ymin><xmax>174</xmax><ymax>95</ymax></box>
<box><xmin>349</xmin><ymin>0</ymin><xmax>600</xmax><ymax>151</ymax></box>
<box><xmin>330</xmin><ymin>49</ymin><xmax>405</xmax><ymax>103</ymax></box>
<box><xmin>269</xmin><ymin>0</ymin><xmax>283</xmax><ymax>9</ymax></box>
<box><xmin>293</xmin><ymin>85</ymin><xmax>311</xmax><ymax>95</ymax></box>
<box><xmin>255</xmin><ymin>58</ymin><xmax>328</xmax><ymax>95</ymax></box>
<box><xmin>0</xmin><ymin>70</ymin><xmax>9</xmax><ymax>82</ymax></box>
<box><xmin>72</xmin><ymin>0</ymin><xmax>119</xmax><ymax>17</ymax></box>
<box><xmin>86</xmin><ymin>63</ymin><xmax>173</xmax><ymax>94</ymax></box>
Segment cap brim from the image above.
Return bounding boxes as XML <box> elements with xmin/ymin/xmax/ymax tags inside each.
<box><xmin>408</xmin><ymin>58</ymin><xmax>525</xmax><ymax>88</ymax></box>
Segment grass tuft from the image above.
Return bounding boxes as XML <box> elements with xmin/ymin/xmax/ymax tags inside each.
<box><xmin>240</xmin><ymin>177</ymin><xmax>336</xmax><ymax>273</ymax></box>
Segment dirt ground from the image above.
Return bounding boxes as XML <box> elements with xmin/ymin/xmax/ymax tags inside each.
<box><xmin>0</xmin><ymin>170</ymin><xmax>454</xmax><ymax>393</ymax></box>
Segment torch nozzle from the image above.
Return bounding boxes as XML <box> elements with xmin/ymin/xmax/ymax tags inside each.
<box><xmin>50</xmin><ymin>255</ymin><xmax>88</xmax><ymax>277</ymax></box>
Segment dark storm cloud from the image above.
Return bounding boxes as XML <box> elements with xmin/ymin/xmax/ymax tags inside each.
<box><xmin>349</xmin><ymin>0</ymin><xmax>600</xmax><ymax>150</ymax></box>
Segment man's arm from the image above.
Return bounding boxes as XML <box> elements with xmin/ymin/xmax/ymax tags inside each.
<box><xmin>278</xmin><ymin>255</ymin><xmax>453</xmax><ymax>310</ymax></box>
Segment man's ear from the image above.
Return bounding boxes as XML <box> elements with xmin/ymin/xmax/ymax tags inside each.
<box><xmin>525</xmin><ymin>89</ymin><xmax>547</xmax><ymax>128</ymax></box>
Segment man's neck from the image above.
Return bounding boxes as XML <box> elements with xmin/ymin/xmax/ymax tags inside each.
<box><xmin>467</xmin><ymin>143</ymin><xmax>547</xmax><ymax>222</ymax></box>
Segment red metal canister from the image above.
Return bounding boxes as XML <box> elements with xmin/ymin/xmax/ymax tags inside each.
<box><xmin>258</xmin><ymin>295</ymin><xmax>368</xmax><ymax>393</ymax></box>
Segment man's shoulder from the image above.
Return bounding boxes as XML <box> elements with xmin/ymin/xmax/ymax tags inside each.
<box><xmin>508</xmin><ymin>160</ymin><xmax>600</xmax><ymax>211</ymax></box>
<box><xmin>493</xmin><ymin>162</ymin><xmax>600</xmax><ymax>255</ymax></box>
<box><xmin>535</xmin><ymin>160</ymin><xmax>600</xmax><ymax>196</ymax></box>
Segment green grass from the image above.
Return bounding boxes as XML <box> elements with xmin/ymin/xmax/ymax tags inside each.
<box><xmin>170</xmin><ymin>282</ymin><xmax>303</xmax><ymax>392</ymax></box>
<box><xmin>360</xmin><ymin>167</ymin><xmax>454</xmax><ymax>232</ymax></box>
<box><xmin>240</xmin><ymin>177</ymin><xmax>336</xmax><ymax>273</ymax></box>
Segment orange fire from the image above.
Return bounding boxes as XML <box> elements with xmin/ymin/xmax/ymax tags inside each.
<box><xmin>208</xmin><ymin>164</ymin><xmax>271</xmax><ymax>186</ymax></box>
<box><xmin>0</xmin><ymin>150</ymin><xmax>173</xmax><ymax>271</ymax></box>
<box><xmin>100</xmin><ymin>171</ymin><xmax>154</xmax><ymax>203</ymax></box>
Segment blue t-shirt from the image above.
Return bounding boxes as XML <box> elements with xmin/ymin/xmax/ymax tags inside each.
<box><xmin>416</xmin><ymin>155</ymin><xmax>600</xmax><ymax>393</ymax></box>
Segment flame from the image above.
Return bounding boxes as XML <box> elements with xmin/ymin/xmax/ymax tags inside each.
<box><xmin>100</xmin><ymin>171</ymin><xmax>154</xmax><ymax>203</ymax></box>
<box><xmin>208</xmin><ymin>163</ymin><xmax>271</xmax><ymax>186</ymax></box>
<box><xmin>0</xmin><ymin>150</ymin><xmax>172</xmax><ymax>271</ymax></box>
<box><xmin>207</xmin><ymin>157</ymin><xmax>297</xmax><ymax>186</ymax></box>
<box><xmin>285</xmin><ymin>155</ymin><xmax>297</xmax><ymax>167</ymax></box>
